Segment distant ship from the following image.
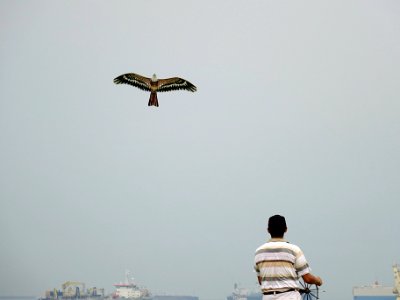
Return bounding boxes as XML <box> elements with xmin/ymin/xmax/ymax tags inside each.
<box><xmin>226</xmin><ymin>283</ymin><xmax>261</xmax><ymax>300</ymax></box>
<box><xmin>353</xmin><ymin>264</ymin><xmax>400</xmax><ymax>300</ymax></box>
<box><xmin>39</xmin><ymin>281</ymin><xmax>107</xmax><ymax>300</ymax></box>
<box><xmin>112</xmin><ymin>271</ymin><xmax>199</xmax><ymax>300</ymax></box>
<box><xmin>112</xmin><ymin>271</ymin><xmax>151</xmax><ymax>300</ymax></box>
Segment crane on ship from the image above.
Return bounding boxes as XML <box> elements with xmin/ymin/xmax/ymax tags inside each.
<box><xmin>394</xmin><ymin>264</ymin><xmax>400</xmax><ymax>300</ymax></box>
<box><xmin>62</xmin><ymin>281</ymin><xmax>85</xmax><ymax>298</ymax></box>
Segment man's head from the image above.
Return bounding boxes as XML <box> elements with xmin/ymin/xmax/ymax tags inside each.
<box><xmin>268</xmin><ymin>215</ymin><xmax>287</xmax><ymax>238</ymax></box>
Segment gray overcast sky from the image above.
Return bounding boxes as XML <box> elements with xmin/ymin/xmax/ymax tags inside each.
<box><xmin>1</xmin><ymin>1</ymin><xmax>399</xmax><ymax>300</ymax></box>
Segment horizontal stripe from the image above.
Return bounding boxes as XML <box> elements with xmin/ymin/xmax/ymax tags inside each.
<box><xmin>255</xmin><ymin>248</ymin><xmax>296</xmax><ymax>256</ymax></box>
<box><xmin>256</xmin><ymin>266</ymin><xmax>298</xmax><ymax>278</ymax></box>
<box><xmin>256</xmin><ymin>261</ymin><xmax>294</xmax><ymax>268</ymax></box>
<box><xmin>255</xmin><ymin>253</ymin><xmax>296</xmax><ymax>264</ymax></box>
<box><xmin>261</xmin><ymin>275</ymin><xmax>298</xmax><ymax>282</ymax></box>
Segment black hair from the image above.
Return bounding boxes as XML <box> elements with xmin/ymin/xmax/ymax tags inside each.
<box><xmin>268</xmin><ymin>215</ymin><xmax>287</xmax><ymax>237</ymax></box>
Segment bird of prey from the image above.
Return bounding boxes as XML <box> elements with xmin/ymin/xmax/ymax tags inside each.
<box><xmin>113</xmin><ymin>73</ymin><xmax>197</xmax><ymax>107</ymax></box>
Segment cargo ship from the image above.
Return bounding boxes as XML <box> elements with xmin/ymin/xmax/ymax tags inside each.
<box><xmin>112</xmin><ymin>271</ymin><xmax>199</xmax><ymax>300</ymax></box>
<box><xmin>353</xmin><ymin>264</ymin><xmax>400</xmax><ymax>300</ymax></box>
<box><xmin>39</xmin><ymin>281</ymin><xmax>107</xmax><ymax>300</ymax></box>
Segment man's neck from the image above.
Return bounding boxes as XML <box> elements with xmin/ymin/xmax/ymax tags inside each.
<box><xmin>268</xmin><ymin>237</ymin><xmax>286</xmax><ymax>242</ymax></box>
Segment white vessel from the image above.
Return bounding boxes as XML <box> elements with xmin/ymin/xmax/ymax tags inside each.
<box><xmin>353</xmin><ymin>264</ymin><xmax>400</xmax><ymax>300</ymax></box>
<box><xmin>112</xmin><ymin>271</ymin><xmax>151</xmax><ymax>300</ymax></box>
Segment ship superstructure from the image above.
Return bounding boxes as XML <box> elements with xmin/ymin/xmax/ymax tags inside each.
<box><xmin>112</xmin><ymin>271</ymin><xmax>151</xmax><ymax>300</ymax></box>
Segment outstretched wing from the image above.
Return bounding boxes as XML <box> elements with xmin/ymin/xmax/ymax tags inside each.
<box><xmin>157</xmin><ymin>77</ymin><xmax>197</xmax><ymax>93</ymax></box>
<box><xmin>113</xmin><ymin>73</ymin><xmax>152</xmax><ymax>92</ymax></box>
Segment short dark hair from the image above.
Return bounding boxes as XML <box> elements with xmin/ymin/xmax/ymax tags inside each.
<box><xmin>268</xmin><ymin>215</ymin><xmax>287</xmax><ymax>237</ymax></box>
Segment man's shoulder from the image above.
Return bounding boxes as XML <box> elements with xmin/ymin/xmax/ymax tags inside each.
<box><xmin>255</xmin><ymin>242</ymin><xmax>269</xmax><ymax>253</ymax></box>
<box><xmin>255</xmin><ymin>240</ymin><xmax>303</xmax><ymax>253</ymax></box>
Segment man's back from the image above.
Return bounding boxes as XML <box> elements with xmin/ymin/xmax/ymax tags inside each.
<box><xmin>254</xmin><ymin>238</ymin><xmax>310</xmax><ymax>292</ymax></box>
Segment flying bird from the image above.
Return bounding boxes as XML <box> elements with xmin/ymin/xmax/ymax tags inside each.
<box><xmin>113</xmin><ymin>73</ymin><xmax>197</xmax><ymax>107</ymax></box>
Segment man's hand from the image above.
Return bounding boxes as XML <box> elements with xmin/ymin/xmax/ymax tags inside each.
<box><xmin>315</xmin><ymin>276</ymin><xmax>323</xmax><ymax>286</ymax></box>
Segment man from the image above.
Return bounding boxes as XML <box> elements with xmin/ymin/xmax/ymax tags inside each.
<box><xmin>254</xmin><ymin>215</ymin><xmax>323</xmax><ymax>300</ymax></box>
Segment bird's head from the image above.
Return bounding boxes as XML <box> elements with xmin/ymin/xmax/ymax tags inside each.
<box><xmin>151</xmin><ymin>74</ymin><xmax>157</xmax><ymax>82</ymax></box>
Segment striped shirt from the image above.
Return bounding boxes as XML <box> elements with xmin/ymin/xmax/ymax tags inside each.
<box><xmin>254</xmin><ymin>238</ymin><xmax>311</xmax><ymax>292</ymax></box>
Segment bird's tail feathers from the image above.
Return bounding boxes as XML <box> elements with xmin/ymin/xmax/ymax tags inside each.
<box><xmin>148</xmin><ymin>92</ymin><xmax>159</xmax><ymax>107</ymax></box>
